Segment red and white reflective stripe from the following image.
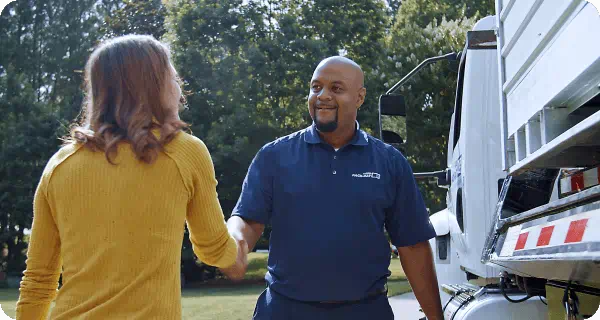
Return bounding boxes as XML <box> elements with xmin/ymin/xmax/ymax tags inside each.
<box><xmin>560</xmin><ymin>167</ymin><xmax>600</xmax><ymax>196</ymax></box>
<box><xmin>499</xmin><ymin>209</ymin><xmax>600</xmax><ymax>257</ymax></box>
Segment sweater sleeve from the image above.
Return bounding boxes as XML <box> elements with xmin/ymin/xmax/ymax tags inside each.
<box><xmin>185</xmin><ymin>138</ymin><xmax>237</xmax><ymax>268</ymax></box>
<box><xmin>16</xmin><ymin>179</ymin><xmax>62</xmax><ymax>320</ymax></box>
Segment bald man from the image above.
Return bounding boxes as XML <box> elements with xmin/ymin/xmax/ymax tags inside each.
<box><xmin>227</xmin><ymin>56</ymin><xmax>443</xmax><ymax>319</ymax></box>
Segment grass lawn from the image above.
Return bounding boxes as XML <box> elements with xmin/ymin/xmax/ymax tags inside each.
<box><xmin>387</xmin><ymin>256</ymin><xmax>412</xmax><ymax>297</ymax></box>
<box><xmin>181</xmin><ymin>284</ymin><xmax>265</xmax><ymax>320</ymax></box>
<box><xmin>0</xmin><ymin>253</ymin><xmax>411</xmax><ymax>319</ymax></box>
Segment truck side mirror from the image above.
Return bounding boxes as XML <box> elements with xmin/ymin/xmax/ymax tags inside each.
<box><xmin>379</xmin><ymin>94</ymin><xmax>406</xmax><ymax>116</ymax></box>
<box><xmin>379</xmin><ymin>94</ymin><xmax>407</xmax><ymax>146</ymax></box>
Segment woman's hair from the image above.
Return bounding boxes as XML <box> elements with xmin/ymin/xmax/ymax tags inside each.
<box><xmin>68</xmin><ymin>35</ymin><xmax>188</xmax><ymax>164</ymax></box>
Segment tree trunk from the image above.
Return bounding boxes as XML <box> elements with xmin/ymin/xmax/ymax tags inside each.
<box><xmin>5</xmin><ymin>229</ymin><xmax>17</xmax><ymax>274</ymax></box>
<box><xmin>32</xmin><ymin>0</ymin><xmax>42</xmax><ymax>101</ymax></box>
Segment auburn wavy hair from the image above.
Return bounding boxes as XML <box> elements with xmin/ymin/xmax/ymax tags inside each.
<box><xmin>68</xmin><ymin>35</ymin><xmax>188</xmax><ymax>164</ymax></box>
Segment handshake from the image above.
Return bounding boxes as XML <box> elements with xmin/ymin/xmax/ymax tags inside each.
<box><xmin>219</xmin><ymin>235</ymin><xmax>250</xmax><ymax>281</ymax></box>
<box><xmin>219</xmin><ymin>215</ymin><xmax>263</xmax><ymax>281</ymax></box>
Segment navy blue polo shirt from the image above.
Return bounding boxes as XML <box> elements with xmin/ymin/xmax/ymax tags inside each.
<box><xmin>232</xmin><ymin>122</ymin><xmax>436</xmax><ymax>302</ymax></box>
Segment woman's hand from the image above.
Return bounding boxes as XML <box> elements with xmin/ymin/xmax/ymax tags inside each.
<box><xmin>219</xmin><ymin>237</ymin><xmax>249</xmax><ymax>281</ymax></box>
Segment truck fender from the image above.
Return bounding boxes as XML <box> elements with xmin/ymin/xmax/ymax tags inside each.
<box><xmin>430</xmin><ymin>208</ymin><xmax>468</xmax><ymax>253</ymax></box>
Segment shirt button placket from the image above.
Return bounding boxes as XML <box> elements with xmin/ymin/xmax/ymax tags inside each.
<box><xmin>332</xmin><ymin>153</ymin><xmax>337</xmax><ymax>175</ymax></box>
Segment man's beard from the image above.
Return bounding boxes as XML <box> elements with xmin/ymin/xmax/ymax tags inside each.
<box><xmin>312</xmin><ymin>105</ymin><xmax>338</xmax><ymax>133</ymax></box>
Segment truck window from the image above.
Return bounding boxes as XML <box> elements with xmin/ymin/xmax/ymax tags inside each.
<box><xmin>452</xmin><ymin>54</ymin><xmax>467</xmax><ymax>151</ymax></box>
<box><xmin>456</xmin><ymin>188</ymin><xmax>464</xmax><ymax>232</ymax></box>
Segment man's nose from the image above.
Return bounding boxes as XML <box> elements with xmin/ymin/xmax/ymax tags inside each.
<box><xmin>317</xmin><ymin>88</ymin><xmax>332</xmax><ymax>101</ymax></box>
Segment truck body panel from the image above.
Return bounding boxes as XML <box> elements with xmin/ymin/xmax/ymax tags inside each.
<box><xmin>497</xmin><ymin>0</ymin><xmax>600</xmax><ymax>172</ymax></box>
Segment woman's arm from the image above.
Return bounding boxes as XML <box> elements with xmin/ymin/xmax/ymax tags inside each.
<box><xmin>16</xmin><ymin>183</ymin><xmax>62</xmax><ymax>320</ymax></box>
<box><xmin>185</xmin><ymin>139</ymin><xmax>248</xmax><ymax>280</ymax></box>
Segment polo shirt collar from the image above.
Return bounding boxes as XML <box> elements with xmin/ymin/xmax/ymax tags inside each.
<box><xmin>304</xmin><ymin>121</ymin><xmax>369</xmax><ymax>146</ymax></box>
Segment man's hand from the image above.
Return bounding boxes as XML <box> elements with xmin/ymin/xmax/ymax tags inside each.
<box><xmin>398</xmin><ymin>240</ymin><xmax>444</xmax><ymax>320</ymax></box>
<box><xmin>226</xmin><ymin>216</ymin><xmax>265</xmax><ymax>252</ymax></box>
<box><xmin>219</xmin><ymin>237</ymin><xmax>249</xmax><ymax>281</ymax></box>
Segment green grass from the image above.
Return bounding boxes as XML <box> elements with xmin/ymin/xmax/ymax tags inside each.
<box><xmin>0</xmin><ymin>254</ymin><xmax>411</xmax><ymax>319</ymax></box>
<box><xmin>180</xmin><ymin>252</ymin><xmax>269</xmax><ymax>319</ymax></box>
<box><xmin>181</xmin><ymin>284</ymin><xmax>265</xmax><ymax>320</ymax></box>
<box><xmin>0</xmin><ymin>288</ymin><xmax>18</xmax><ymax>318</ymax></box>
<box><xmin>244</xmin><ymin>252</ymin><xmax>268</xmax><ymax>280</ymax></box>
<box><xmin>387</xmin><ymin>256</ymin><xmax>412</xmax><ymax>297</ymax></box>
<box><xmin>0</xmin><ymin>286</ymin><xmax>266</xmax><ymax>320</ymax></box>
<box><xmin>388</xmin><ymin>256</ymin><xmax>407</xmax><ymax>281</ymax></box>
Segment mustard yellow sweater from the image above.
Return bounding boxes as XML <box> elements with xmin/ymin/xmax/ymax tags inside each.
<box><xmin>16</xmin><ymin>132</ymin><xmax>238</xmax><ymax>320</ymax></box>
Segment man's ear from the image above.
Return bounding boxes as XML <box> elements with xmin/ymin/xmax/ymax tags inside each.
<box><xmin>357</xmin><ymin>87</ymin><xmax>366</xmax><ymax>109</ymax></box>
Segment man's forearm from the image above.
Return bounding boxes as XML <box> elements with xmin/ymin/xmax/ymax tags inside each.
<box><xmin>398</xmin><ymin>241</ymin><xmax>443</xmax><ymax>320</ymax></box>
<box><xmin>226</xmin><ymin>215</ymin><xmax>265</xmax><ymax>252</ymax></box>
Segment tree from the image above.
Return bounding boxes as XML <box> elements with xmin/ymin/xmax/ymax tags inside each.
<box><xmin>0</xmin><ymin>0</ymin><xmax>197</xmax><ymax>279</ymax></box>
<box><xmin>394</xmin><ymin>0</ymin><xmax>494</xmax><ymax>29</ymax></box>
<box><xmin>0</xmin><ymin>69</ymin><xmax>62</xmax><ymax>275</ymax></box>
<box><xmin>100</xmin><ymin>0</ymin><xmax>167</xmax><ymax>40</ymax></box>
<box><xmin>166</xmin><ymin>0</ymin><xmax>390</xmax><ymax>215</ymax></box>
<box><xmin>387</xmin><ymin>0</ymin><xmax>402</xmax><ymax>20</ymax></box>
<box><xmin>0</xmin><ymin>0</ymin><xmax>100</xmax><ymax>277</ymax></box>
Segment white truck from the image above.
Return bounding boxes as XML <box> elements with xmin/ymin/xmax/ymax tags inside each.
<box><xmin>379</xmin><ymin>1</ymin><xmax>600</xmax><ymax>319</ymax></box>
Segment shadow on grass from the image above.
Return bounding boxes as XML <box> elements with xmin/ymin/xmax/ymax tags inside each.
<box><xmin>183</xmin><ymin>280</ymin><xmax>411</xmax><ymax>299</ymax></box>
<box><xmin>182</xmin><ymin>283</ymin><xmax>266</xmax><ymax>298</ymax></box>
<box><xmin>0</xmin><ymin>286</ymin><xmax>268</xmax><ymax>300</ymax></box>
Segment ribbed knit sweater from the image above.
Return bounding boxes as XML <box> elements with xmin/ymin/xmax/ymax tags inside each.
<box><xmin>15</xmin><ymin>131</ymin><xmax>238</xmax><ymax>319</ymax></box>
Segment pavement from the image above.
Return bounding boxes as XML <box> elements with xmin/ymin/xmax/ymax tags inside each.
<box><xmin>389</xmin><ymin>292</ymin><xmax>426</xmax><ymax>320</ymax></box>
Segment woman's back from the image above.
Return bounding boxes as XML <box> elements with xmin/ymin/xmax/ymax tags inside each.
<box><xmin>15</xmin><ymin>35</ymin><xmax>247</xmax><ymax>320</ymax></box>
<box><xmin>18</xmin><ymin>132</ymin><xmax>238</xmax><ymax>320</ymax></box>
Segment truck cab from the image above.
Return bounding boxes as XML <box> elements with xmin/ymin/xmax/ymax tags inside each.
<box><xmin>379</xmin><ymin>1</ymin><xmax>600</xmax><ymax>318</ymax></box>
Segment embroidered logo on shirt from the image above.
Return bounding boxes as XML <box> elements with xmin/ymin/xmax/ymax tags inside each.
<box><xmin>351</xmin><ymin>172</ymin><xmax>381</xmax><ymax>179</ymax></box>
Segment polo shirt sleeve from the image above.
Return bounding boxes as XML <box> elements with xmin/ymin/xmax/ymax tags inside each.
<box><xmin>231</xmin><ymin>144</ymin><xmax>273</xmax><ymax>225</ymax></box>
<box><xmin>385</xmin><ymin>152</ymin><xmax>437</xmax><ymax>247</ymax></box>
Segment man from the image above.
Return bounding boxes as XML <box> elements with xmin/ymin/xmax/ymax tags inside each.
<box><xmin>227</xmin><ymin>56</ymin><xmax>443</xmax><ymax>319</ymax></box>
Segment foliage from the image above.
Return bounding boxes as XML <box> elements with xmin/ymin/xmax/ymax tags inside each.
<box><xmin>0</xmin><ymin>0</ymin><xmax>496</xmax><ymax>275</ymax></box>
<box><xmin>100</xmin><ymin>0</ymin><xmax>167</xmax><ymax>40</ymax></box>
<box><xmin>166</xmin><ymin>0</ymin><xmax>390</xmax><ymax>215</ymax></box>
<box><xmin>394</xmin><ymin>0</ymin><xmax>494</xmax><ymax>29</ymax></box>
<box><xmin>0</xmin><ymin>69</ymin><xmax>61</xmax><ymax>274</ymax></box>
<box><xmin>0</xmin><ymin>0</ymin><xmax>99</xmax><ymax>274</ymax></box>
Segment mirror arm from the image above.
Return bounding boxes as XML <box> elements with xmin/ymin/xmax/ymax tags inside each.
<box><xmin>414</xmin><ymin>169</ymin><xmax>451</xmax><ymax>187</ymax></box>
<box><xmin>386</xmin><ymin>52</ymin><xmax>458</xmax><ymax>95</ymax></box>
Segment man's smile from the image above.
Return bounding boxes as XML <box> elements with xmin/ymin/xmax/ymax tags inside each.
<box><xmin>316</xmin><ymin>105</ymin><xmax>337</xmax><ymax>111</ymax></box>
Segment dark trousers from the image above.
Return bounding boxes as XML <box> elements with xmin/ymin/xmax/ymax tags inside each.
<box><xmin>252</xmin><ymin>287</ymin><xmax>395</xmax><ymax>320</ymax></box>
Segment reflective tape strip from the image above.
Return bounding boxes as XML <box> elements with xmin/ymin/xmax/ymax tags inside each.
<box><xmin>500</xmin><ymin>209</ymin><xmax>599</xmax><ymax>256</ymax></box>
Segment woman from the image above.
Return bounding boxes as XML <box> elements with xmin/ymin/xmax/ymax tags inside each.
<box><xmin>15</xmin><ymin>35</ymin><xmax>248</xmax><ymax>319</ymax></box>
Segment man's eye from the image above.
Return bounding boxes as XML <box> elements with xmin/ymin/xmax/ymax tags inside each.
<box><xmin>332</xmin><ymin>86</ymin><xmax>342</xmax><ymax>93</ymax></box>
<box><xmin>312</xmin><ymin>85</ymin><xmax>321</xmax><ymax>91</ymax></box>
